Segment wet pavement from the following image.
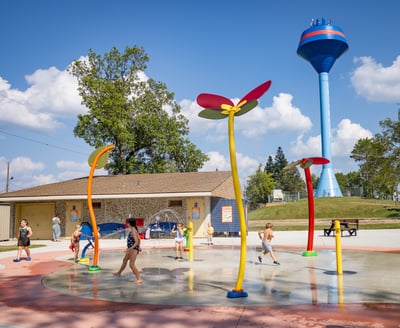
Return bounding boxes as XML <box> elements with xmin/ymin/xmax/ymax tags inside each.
<box><xmin>0</xmin><ymin>230</ymin><xmax>399</xmax><ymax>327</ymax></box>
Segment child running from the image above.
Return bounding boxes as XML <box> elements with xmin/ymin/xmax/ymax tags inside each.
<box><xmin>258</xmin><ymin>222</ymin><xmax>280</xmax><ymax>265</ymax></box>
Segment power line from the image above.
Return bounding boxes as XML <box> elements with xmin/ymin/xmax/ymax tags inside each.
<box><xmin>0</xmin><ymin>129</ymin><xmax>87</xmax><ymax>155</ymax></box>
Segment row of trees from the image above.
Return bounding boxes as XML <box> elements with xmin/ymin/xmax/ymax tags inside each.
<box><xmin>246</xmin><ymin>116</ymin><xmax>400</xmax><ymax>209</ymax></box>
<box><xmin>245</xmin><ymin>147</ymin><xmax>306</xmax><ymax>208</ymax></box>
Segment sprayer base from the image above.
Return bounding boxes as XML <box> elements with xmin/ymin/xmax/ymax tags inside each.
<box><xmin>227</xmin><ymin>290</ymin><xmax>248</xmax><ymax>298</ymax></box>
<box><xmin>302</xmin><ymin>250</ymin><xmax>318</xmax><ymax>257</ymax></box>
<box><xmin>88</xmin><ymin>265</ymin><xmax>102</xmax><ymax>272</ymax></box>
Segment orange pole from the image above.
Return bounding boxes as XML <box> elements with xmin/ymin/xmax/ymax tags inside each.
<box><xmin>87</xmin><ymin>145</ymin><xmax>115</xmax><ymax>269</ymax></box>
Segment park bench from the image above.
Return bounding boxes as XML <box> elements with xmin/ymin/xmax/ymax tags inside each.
<box><xmin>323</xmin><ymin>219</ymin><xmax>359</xmax><ymax>237</ymax></box>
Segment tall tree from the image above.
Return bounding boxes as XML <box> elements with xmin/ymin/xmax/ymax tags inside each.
<box><xmin>246</xmin><ymin>165</ymin><xmax>275</xmax><ymax>209</ymax></box>
<box><xmin>376</xmin><ymin>118</ymin><xmax>400</xmax><ymax>197</ymax></box>
<box><xmin>69</xmin><ymin>46</ymin><xmax>208</xmax><ymax>174</ymax></box>
<box><xmin>265</xmin><ymin>147</ymin><xmax>304</xmax><ymax>194</ymax></box>
<box><xmin>351</xmin><ymin>137</ymin><xmax>386</xmax><ymax>197</ymax></box>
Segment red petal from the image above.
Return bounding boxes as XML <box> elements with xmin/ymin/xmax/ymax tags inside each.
<box><xmin>197</xmin><ymin>93</ymin><xmax>234</xmax><ymax>109</ymax></box>
<box><xmin>239</xmin><ymin>80</ymin><xmax>272</xmax><ymax>103</ymax></box>
<box><xmin>309</xmin><ymin>157</ymin><xmax>330</xmax><ymax>165</ymax></box>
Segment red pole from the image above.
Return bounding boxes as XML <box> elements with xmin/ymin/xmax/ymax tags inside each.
<box><xmin>304</xmin><ymin>167</ymin><xmax>316</xmax><ymax>255</ymax></box>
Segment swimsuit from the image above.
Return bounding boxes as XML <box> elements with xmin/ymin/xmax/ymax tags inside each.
<box><xmin>262</xmin><ymin>241</ymin><xmax>273</xmax><ymax>253</ymax></box>
<box><xmin>18</xmin><ymin>227</ymin><xmax>30</xmax><ymax>247</ymax></box>
<box><xmin>71</xmin><ymin>234</ymin><xmax>80</xmax><ymax>245</ymax></box>
<box><xmin>127</xmin><ymin>230</ymin><xmax>141</xmax><ymax>253</ymax></box>
<box><xmin>175</xmin><ymin>229</ymin><xmax>184</xmax><ymax>243</ymax></box>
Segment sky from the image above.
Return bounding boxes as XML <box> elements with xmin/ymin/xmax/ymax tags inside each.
<box><xmin>1</xmin><ymin>0</ymin><xmax>400</xmax><ymax>192</ymax></box>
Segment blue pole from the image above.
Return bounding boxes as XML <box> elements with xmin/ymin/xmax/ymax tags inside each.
<box><xmin>316</xmin><ymin>72</ymin><xmax>342</xmax><ymax>197</ymax></box>
<box><xmin>297</xmin><ymin>19</ymin><xmax>348</xmax><ymax>198</ymax></box>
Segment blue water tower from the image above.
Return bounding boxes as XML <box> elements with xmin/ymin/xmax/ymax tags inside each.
<box><xmin>297</xmin><ymin>18</ymin><xmax>348</xmax><ymax>197</ymax></box>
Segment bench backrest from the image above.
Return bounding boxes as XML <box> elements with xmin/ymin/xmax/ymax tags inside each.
<box><xmin>331</xmin><ymin>219</ymin><xmax>359</xmax><ymax>228</ymax></box>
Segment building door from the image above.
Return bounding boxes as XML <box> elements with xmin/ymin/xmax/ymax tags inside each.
<box><xmin>19</xmin><ymin>203</ymin><xmax>54</xmax><ymax>240</ymax></box>
<box><xmin>0</xmin><ymin>204</ymin><xmax>11</xmax><ymax>240</ymax></box>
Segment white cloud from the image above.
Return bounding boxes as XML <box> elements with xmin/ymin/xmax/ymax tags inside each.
<box><xmin>237</xmin><ymin>93</ymin><xmax>312</xmax><ymax>137</ymax></box>
<box><xmin>199</xmin><ymin>151</ymin><xmax>230</xmax><ymax>172</ymax></box>
<box><xmin>0</xmin><ymin>66</ymin><xmax>85</xmax><ymax>132</ymax></box>
<box><xmin>351</xmin><ymin>56</ymin><xmax>400</xmax><ymax>102</ymax></box>
<box><xmin>56</xmin><ymin>160</ymin><xmax>108</xmax><ymax>180</ymax></box>
<box><xmin>200</xmin><ymin>151</ymin><xmax>260</xmax><ymax>182</ymax></box>
<box><xmin>180</xmin><ymin>92</ymin><xmax>312</xmax><ymax>141</ymax></box>
<box><xmin>9</xmin><ymin>156</ymin><xmax>45</xmax><ymax>173</ymax></box>
<box><xmin>30</xmin><ymin>174</ymin><xmax>57</xmax><ymax>187</ymax></box>
<box><xmin>331</xmin><ymin>119</ymin><xmax>373</xmax><ymax>156</ymax></box>
<box><xmin>0</xmin><ymin>157</ymin><xmax>51</xmax><ymax>191</ymax></box>
<box><xmin>290</xmin><ymin>119</ymin><xmax>373</xmax><ymax>168</ymax></box>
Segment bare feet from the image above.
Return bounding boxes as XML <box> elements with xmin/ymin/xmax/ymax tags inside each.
<box><xmin>132</xmin><ymin>280</ymin><xmax>143</xmax><ymax>285</ymax></box>
<box><xmin>112</xmin><ymin>272</ymin><xmax>121</xmax><ymax>277</ymax></box>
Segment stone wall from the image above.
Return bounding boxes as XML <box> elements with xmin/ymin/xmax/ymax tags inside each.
<box><xmin>78</xmin><ymin>198</ymin><xmax>188</xmax><ymax>226</ymax></box>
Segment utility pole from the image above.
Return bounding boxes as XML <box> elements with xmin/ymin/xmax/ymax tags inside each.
<box><xmin>5</xmin><ymin>162</ymin><xmax>13</xmax><ymax>192</ymax></box>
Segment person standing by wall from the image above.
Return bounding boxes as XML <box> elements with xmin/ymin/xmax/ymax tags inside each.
<box><xmin>206</xmin><ymin>222</ymin><xmax>214</xmax><ymax>245</ymax></box>
<box><xmin>113</xmin><ymin>218</ymin><xmax>143</xmax><ymax>284</ymax></box>
<box><xmin>13</xmin><ymin>219</ymin><xmax>33</xmax><ymax>262</ymax></box>
<box><xmin>172</xmin><ymin>223</ymin><xmax>184</xmax><ymax>259</ymax></box>
<box><xmin>52</xmin><ymin>213</ymin><xmax>61</xmax><ymax>242</ymax></box>
<box><xmin>258</xmin><ymin>222</ymin><xmax>280</xmax><ymax>265</ymax></box>
<box><xmin>70</xmin><ymin>224</ymin><xmax>82</xmax><ymax>262</ymax></box>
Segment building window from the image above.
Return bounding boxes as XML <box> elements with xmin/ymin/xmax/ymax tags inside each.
<box><xmin>168</xmin><ymin>200</ymin><xmax>183</xmax><ymax>207</ymax></box>
<box><xmin>92</xmin><ymin>202</ymin><xmax>102</xmax><ymax>209</ymax></box>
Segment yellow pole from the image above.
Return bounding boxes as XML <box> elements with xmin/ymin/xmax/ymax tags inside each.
<box><xmin>188</xmin><ymin>221</ymin><xmax>194</xmax><ymax>261</ymax></box>
<box><xmin>334</xmin><ymin>219</ymin><xmax>343</xmax><ymax>275</ymax></box>
<box><xmin>227</xmin><ymin>112</ymin><xmax>247</xmax><ymax>298</ymax></box>
<box><xmin>337</xmin><ymin>273</ymin><xmax>344</xmax><ymax>304</ymax></box>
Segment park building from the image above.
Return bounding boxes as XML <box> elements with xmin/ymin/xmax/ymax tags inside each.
<box><xmin>0</xmin><ymin>171</ymin><xmax>245</xmax><ymax>241</ymax></box>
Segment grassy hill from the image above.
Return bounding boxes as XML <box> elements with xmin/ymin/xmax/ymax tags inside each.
<box><xmin>248</xmin><ymin>197</ymin><xmax>400</xmax><ymax>231</ymax></box>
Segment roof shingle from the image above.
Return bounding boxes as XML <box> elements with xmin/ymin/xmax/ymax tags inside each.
<box><xmin>0</xmin><ymin>171</ymin><xmax>236</xmax><ymax>201</ymax></box>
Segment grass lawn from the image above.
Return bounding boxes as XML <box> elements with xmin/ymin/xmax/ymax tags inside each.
<box><xmin>0</xmin><ymin>244</ymin><xmax>46</xmax><ymax>252</ymax></box>
<box><xmin>248</xmin><ymin>196</ymin><xmax>400</xmax><ymax>231</ymax></box>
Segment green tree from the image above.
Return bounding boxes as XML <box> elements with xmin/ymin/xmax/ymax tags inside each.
<box><xmin>351</xmin><ymin>137</ymin><xmax>385</xmax><ymax>197</ymax></box>
<box><xmin>342</xmin><ymin>171</ymin><xmax>362</xmax><ymax>196</ymax></box>
<box><xmin>311</xmin><ymin>173</ymin><xmax>319</xmax><ymax>190</ymax></box>
<box><xmin>264</xmin><ymin>155</ymin><xmax>274</xmax><ymax>175</ymax></box>
<box><xmin>375</xmin><ymin>118</ymin><xmax>400</xmax><ymax>198</ymax></box>
<box><xmin>264</xmin><ymin>147</ymin><xmax>287</xmax><ymax>188</ymax></box>
<box><xmin>246</xmin><ymin>165</ymin><xmax>275</xmax><ymax>209</ymax></box>
<box><xmin>265</xmin><ymin>147</ymin><xmax>305</xmax><ymax>194</ymax></box>
<box><xmin>335</xmin><ymin>172</ymin><xmax>346</xmax><ymax>195</ymax></box>
<box><xmin>69</xmin><ymin>45</ymin><xmax>208</xmax><ymax>174</ymax></box>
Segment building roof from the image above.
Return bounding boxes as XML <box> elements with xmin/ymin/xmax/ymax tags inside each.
<box><xmin>0</xmin><ymin>171</ymin><xmax>236</xmax><ymax>202</ymax></box>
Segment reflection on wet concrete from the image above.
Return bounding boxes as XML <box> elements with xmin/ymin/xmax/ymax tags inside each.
<box><xmin>43</xmin><ymin>248</ymin><xmax>400</xmax><ymax>307</ymax></box>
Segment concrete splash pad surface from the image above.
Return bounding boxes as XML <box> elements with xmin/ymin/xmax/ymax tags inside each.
<box><xmin>43</xmin><ymin>247</ymin><xmax>400</xmax><ymax>307</ymax></box>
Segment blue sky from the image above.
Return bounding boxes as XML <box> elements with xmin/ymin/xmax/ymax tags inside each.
<box><xmin>1</xmin><ymin>0</ymin><xmax>400</xmax><ymax>192</ymax></box>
